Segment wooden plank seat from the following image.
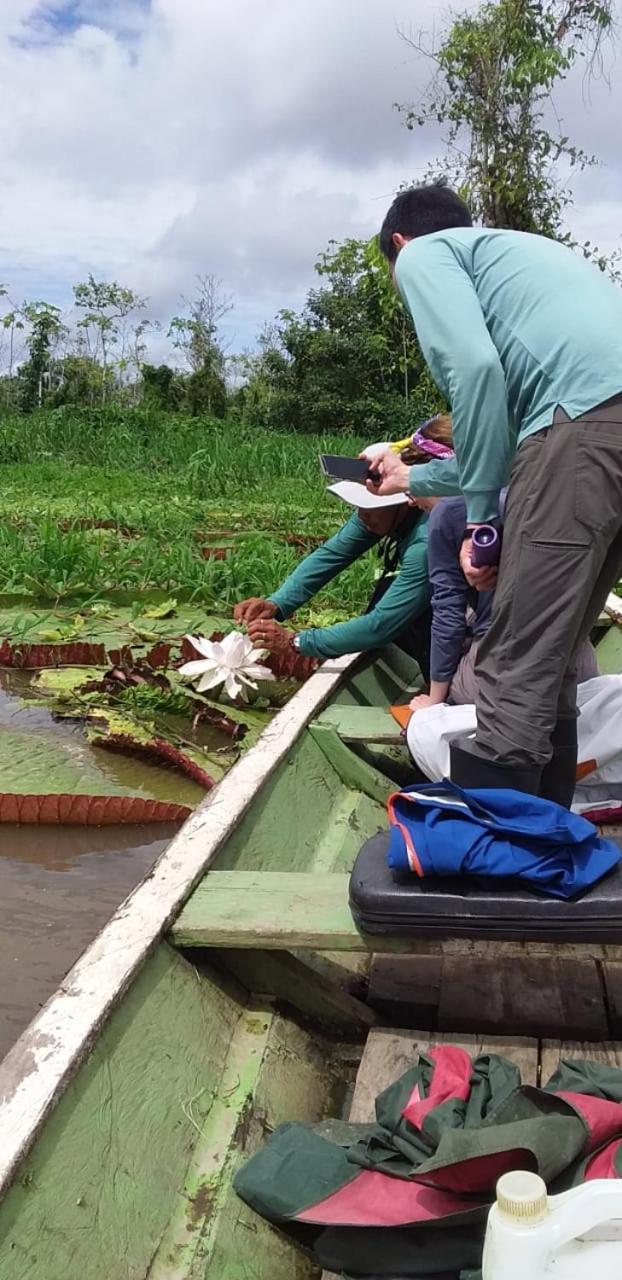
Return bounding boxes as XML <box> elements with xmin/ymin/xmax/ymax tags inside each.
<box><xmin>311</xmin><ymin>705</ymin><xmax>404</xmax><ymax>744</ymax></box>
<box><xmin>171</xmin><ymin>850</ymin><xmax>622</xmax><ymax>960</ymax></box>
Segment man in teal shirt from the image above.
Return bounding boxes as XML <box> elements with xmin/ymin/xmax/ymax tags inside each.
<box><xmin>233</xmin><ymin>487</ymin><xmax>431</xmax><ymax>671</ymax></box>
<box><xmin>370</xmin><ymin>182</ymin><xmax>622</xmax><ymax>805</ymax></box>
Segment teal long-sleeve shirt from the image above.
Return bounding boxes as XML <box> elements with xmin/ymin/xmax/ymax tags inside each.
<box><xmin>408</xmin><ymin>454</ymin><xmax>461</xmax><ymax>501</ymax></box>
<box><xmin>396</xmin><ymin>228</ymin><xmax>622</xmax><ymax>522</ymax></box>
<box><xmin>268</xmin><ymin>512</ymin><xmax>430</xmax><ymax>659</ymax></box>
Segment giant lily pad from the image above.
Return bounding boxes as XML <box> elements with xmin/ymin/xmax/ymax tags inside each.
<box><xmin>0</xmin><ymin>725</ymin><xmax>198</xmax><ymax>825</ymax></box>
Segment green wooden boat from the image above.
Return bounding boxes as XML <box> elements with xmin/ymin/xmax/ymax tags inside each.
<box><xmin>0</xmin><ymin>608</ymin><xmax>620</xmax><ymax>1280</ymax></box>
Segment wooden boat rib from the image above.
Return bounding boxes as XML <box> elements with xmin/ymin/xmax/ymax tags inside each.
<box><xmin>0</xmin><ymin>621</ymin><xmax>619</xmax><ymax>1278</ymax></box>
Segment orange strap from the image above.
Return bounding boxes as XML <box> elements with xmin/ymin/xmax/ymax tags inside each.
<box><xmin>389</xmin><ymin>704</ymin><xmax>412</xmax><ymax>730</ymax></box>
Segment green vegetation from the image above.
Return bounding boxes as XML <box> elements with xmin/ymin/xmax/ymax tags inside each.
<box><xmin>0</xmin><ymin>410</ymin><xmax>378</xmax><ymax>618</ymax></box>
<box><xmin>0</xmin><ymin>410</ymin><xmax>383</xmax><ymax>815</ymax></box>
<box><xmin>235</xmin><ymin>238</ymin><xmax>441</xmax><ymax>436</ymax></box>
<box><xmin>1</xmin><ymin>244</ymin><xmax>440</xmax><ymax>438</ymax></box>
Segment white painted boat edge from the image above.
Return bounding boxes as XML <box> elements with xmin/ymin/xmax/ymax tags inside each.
<box><xmin>0</xmin><ymin>651</ymin><xmax>360</xmax><ymax>1195</ymax></box>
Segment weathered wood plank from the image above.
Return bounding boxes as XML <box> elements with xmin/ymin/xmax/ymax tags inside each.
<box><xmin>0</xmin><ymin>945</ymin><xmax>243</xmax><ymax>1280</ymax></box>
<box><xmin>0</xmin><ymin>650</ymin><xmax>361</xmax><ymax>1200</ymax></box>
<box><xmin>540</xmin><ymin>1038</ymin><xmax>622</xmax><ymax>1083</ymax></box>
<box><xmin>601</xmin><ymin>962</ymin><xmax>622</xmax><ymax>1037</ymax></box>
<box><xmin>370</xmin><ymin>955</ymin><xmax>613</xmax><ymax>1040</ymax></box>
<box><xmin>438</xmin><ymin>956</ymin><xmax>608</xmax><ymax>1041</ymax></box>
<box><xmin>313</xmin><ymin>705</ymin><xmax>403</xmax><ymax>743</ymax></box>
<box><xmin>211</xmin><ymin>947</ymin><xmax>377</xmax><ymax>1034</ymax></box>
<box><xmin>308</xmin><ymin>723</ymin><xmax>393</xmax><ymax>803</ymax></box>
<box><xmin>172</xmin><ymin>872</ymin><xmax>622</xmax><ymax>962</ymax></box>
<box><xmin>172</xmin><ymin>872</ymin><xmax>355</xmax><ymax>950</ymax></box>
<box><xmin>368</xmin><ymin>955</ymin><xmax>442</xmax><ymax>1028</ymax></box>
<box><xmin>150</xmin><ymin>1004</ymin><xmax>352</xmax><ymax>1280</ymax></box>
<box><xmin>594</xmin><ymin>623</ymin><xmax>622</xmax><ymax>674</ymax></box>
<box><xmin>338</xmin><ymin>643</ymin><xmax>422</xmax><ymax>707</ymax></box>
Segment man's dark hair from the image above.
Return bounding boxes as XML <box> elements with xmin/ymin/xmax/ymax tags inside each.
<box><xmin>379</xmin><ymin>183</ymin><xmax>472</xmax><ymax>262</ymax></box>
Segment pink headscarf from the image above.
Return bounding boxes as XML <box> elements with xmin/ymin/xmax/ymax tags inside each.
<box><xmin>411</xmin><ymin>418</ymin><xmax>455</xmax><ymax>460</ymax></box>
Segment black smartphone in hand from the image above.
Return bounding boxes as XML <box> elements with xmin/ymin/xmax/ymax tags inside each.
<box><xmin>320</xmin><ymin>454</ymin><xmax>380</xmax><ymax>484</ymax></box>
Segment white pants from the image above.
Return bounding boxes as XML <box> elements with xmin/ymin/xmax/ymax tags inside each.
<box><xmin>407</xmin><ymin>675</ymin><xmax>622</xmax><ymax>813</ymax></box>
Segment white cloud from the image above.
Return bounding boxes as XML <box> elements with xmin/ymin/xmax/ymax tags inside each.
<box><xmin>0</xmin><ymin>0</ymin><xmax>620</xmax><ymax>359</ymax></box>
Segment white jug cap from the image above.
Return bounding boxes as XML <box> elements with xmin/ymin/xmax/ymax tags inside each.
<box><xmin>496</xmin><ymin>1171</ymin><xmax>548</xmax><ymax>1223</ymax></box>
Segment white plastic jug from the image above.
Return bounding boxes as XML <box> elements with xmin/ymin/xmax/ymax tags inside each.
<box><xmin>482</xmin><ymin>1170</ymin><xmax>622</xmax><ymax>1279</ymax></box>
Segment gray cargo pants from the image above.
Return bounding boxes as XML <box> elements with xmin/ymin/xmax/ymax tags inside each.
<box><xmin>473</xmin><ymin>396</ymin><xmax>622</xmax><ymax>768</ymax></box>
<box><xmin>450</xmin><ymin>635</ymin><xmax>598</xmax><ymax>707</ymax></box>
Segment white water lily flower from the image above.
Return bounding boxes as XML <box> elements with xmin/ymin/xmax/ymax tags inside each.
<box><xmin>179</xmin><ymin>631</ymin><xmax>275</xmax><ymax>702</ymax></box>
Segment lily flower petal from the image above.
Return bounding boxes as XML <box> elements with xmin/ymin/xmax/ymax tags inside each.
<box><xmin>243</xmin><ymin>662</ymin><xmax>274</xmax><ymax>682</ymax></box>
<box><xmin>181</xmin><ymin>631</ymin><xmax>274</xmax><ymax>704</ymax></box>
<box><xmin>185</xmin><ymin>634</ymin><xmax>213</xmax><ymax>658</ymax></box>
<box><xmin>221</xmin><ymin>631</ymin><xmax>249</xmax><ymax>666</ymax></box>
<box><xmin>247</xmin><ymin>647</ymin><xmax>270</xmax><ymax>663</ymax></box>
<box><xmin>224</xmin><ymin>670</ymin><xmax>243</xmax><ymax>699</ymax></box>
<box><xmin>178</xmin><ymin>658</ymin><xmax>218</xmax><ymax>679</ymax></box>
<box><xmin>235</xmin><ymin>671</ymin><xmax>257</xmax><ymax>688</ymax></box>
<box><xmin>197</xmin><ymin>669</ymin><xmax>227</xmax><ymax>692</ymax></box>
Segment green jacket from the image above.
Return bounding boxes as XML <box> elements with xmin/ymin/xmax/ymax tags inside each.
<box><xmin>235</xmin><ymin>1045</ymin><xmax>622</xmax><ymax>1280</ymax></box>
<box><xmin>268</xmin><ymin>511</ymin><xmax>429</xmax><ymax>659</ymax></box>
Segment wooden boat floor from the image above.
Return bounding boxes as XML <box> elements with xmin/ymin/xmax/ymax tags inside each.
<box><xmin>322</xmin><ymin>1026</ymin><xmax>622</xmax><ymax>1280</ymax></box>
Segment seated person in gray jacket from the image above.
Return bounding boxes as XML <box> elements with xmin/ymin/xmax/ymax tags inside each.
<box><xmin>410</xmin><ymin>495</ymin><xmax>598</xmax><ymax>713</ymax></box>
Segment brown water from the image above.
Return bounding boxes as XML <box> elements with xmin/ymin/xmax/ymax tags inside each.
<box><xmin>0</xmin><ymin>823</ymin><xmax>179</xmax><ymax>1060</ymax></box>
<box><xmin>0</xmin><ymin>675</ymin><xmax>196</xmax><ymax>1061</ymax></box>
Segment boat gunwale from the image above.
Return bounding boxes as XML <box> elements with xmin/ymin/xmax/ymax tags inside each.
<box><xmin>0</xmin><ymin>650</ymin><xmax>360</xmax><ymax>1197</ymax></box>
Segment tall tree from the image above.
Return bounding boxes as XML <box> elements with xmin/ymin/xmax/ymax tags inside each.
<box><xmin>117</xmin><ymin>317</ymin><xmax>155</xmax><ymax>403</ymax></box>
<box><xmin>18</xmin><ymin>302</ymin><xmax>66</xmax><ymax>412</ymax></box>
<box><xmin>74</xmin><ymin>276</ymin><xmax>147</xmax><ymax>403</ymax></box>
<box><xmin>0</xmin><ymin>289</ymin><xmax>26</xmax><ymax>407</ymax></box>
<box><xmin>399</xmin><ymin>0</ymin><xmax>614</xmax><ymax>251</ymax></box>
<box><xmin>239</xmin><ymin>238</ymin><xmax>439</xmax><ymax>434</ymax></box>
<box><xmin>140</xmin><ymin>362</ymin><xmax>188</xmax><ymax>411</ymax></box>
<box><xmin>168</xmin><ymin>274</ymin><xmax>232</xmax><ymax>417</ymax></box>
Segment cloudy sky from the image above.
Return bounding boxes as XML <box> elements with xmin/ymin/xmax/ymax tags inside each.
<box><xmin>1</xmin><ymin>0</ymin><xmax>621</xmax><ymax>361</ymax></box>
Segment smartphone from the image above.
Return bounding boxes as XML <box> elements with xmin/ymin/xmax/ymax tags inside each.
<box><xmin>320</xmin><ymin>454</ymin><xmax>379</xmax><ymax>484</ymax></box>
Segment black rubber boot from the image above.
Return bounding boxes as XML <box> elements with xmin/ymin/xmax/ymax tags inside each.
<box><xmin>449</xmin><ymin>739</ymin><xmax>542</xmax><ymax>795</ymax></box>
<box><xmin>538</xmin><ymin>717</ymin><xmax>578</xmax><ymax>809</ymax></box>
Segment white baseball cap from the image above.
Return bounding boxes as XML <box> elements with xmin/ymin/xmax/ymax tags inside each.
<box><xmin>327</xmin><ymin>481</ymin><xmax>408</xmax><ymax>509</ymax></box>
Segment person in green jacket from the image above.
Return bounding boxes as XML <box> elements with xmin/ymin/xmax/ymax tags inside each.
<box><xmin>367</xmin><ymin>181</ymin><xmax>622</xmax><ymax>806</ymax></box>
<box><xmin>234</xmin><ymin>418</ymin><xmax>454</xmax><ymax>674</ymax></box>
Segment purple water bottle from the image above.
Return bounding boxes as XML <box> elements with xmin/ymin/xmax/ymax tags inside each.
<box><xmin>470</xmin><ymin>524</ymin><xmax>500</xmax><ymax>568</ymax></box>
